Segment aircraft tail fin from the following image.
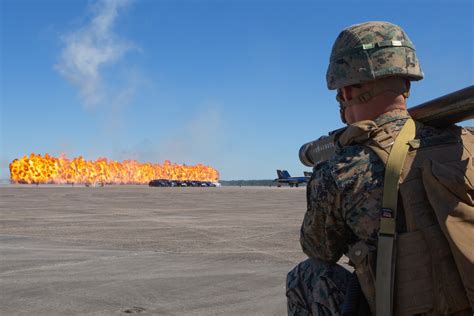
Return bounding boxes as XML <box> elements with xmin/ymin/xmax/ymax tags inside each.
<box><xmin>276</xmin><ymin>170</ymin><xmax>284</xmax><ymax>179</ymax></box>
<box><xmin>281</xmin><ymin>170</ymin><xmax>291</xmax><ymax>179</ymax></box>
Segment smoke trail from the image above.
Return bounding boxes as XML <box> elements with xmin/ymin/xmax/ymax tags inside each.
<box><xmin>55</xmin><ymin>0</ymin><xmax>136</xmax><ymax>108</ymax></box>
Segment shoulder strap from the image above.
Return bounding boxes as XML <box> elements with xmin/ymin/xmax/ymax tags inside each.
<box><xmin>376</xmin><ymin>118</ymin><xmax>416</xmax><ymax>316</ymax></box>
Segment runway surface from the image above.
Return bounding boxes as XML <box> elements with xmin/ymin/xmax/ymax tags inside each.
<box><xmin>0</xmin><ymin>186</ymin><xmax>349</xmax><ymax>315</ymax></box>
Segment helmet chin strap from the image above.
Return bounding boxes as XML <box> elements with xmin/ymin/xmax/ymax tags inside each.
<box><xmin>337</xmin><ymin>79</ymin><xmax>410</xmax><ymax>124</ymax></box>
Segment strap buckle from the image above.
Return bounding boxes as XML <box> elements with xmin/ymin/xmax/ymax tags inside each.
<box><xmin>357</xmin><ymin>91</ymin><xmax>373</xmax><ymax>103</ymax></box>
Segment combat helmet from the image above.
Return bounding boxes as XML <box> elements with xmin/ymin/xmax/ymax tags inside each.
<box><xmin>326</xmin><ymin>21</ymin><xmax>423</xmax><ymax>91</ymax></box>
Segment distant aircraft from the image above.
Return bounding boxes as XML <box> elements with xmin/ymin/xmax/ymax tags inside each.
<box><xmin>274</xmin><ymin>170</ymin><xmax>310</xmax><ymax>187</ymax></box>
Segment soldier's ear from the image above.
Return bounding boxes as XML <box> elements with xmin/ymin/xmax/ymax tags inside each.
<box><xmin>403</xmin><ymin>79</ymin><xmax>411</xmax><ymax>99</ymax></box>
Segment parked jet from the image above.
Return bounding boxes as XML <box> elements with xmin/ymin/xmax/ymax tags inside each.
<box><xmin>274</xmin><ymin>170</ymin><xmax>310</xmax><ymax>187</ymax></box>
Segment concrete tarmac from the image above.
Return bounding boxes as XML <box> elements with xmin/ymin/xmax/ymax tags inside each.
<box><xmin>0</xmin><ymin>186</ymin><xmax>349</xmax><ymax>315</ymax></box>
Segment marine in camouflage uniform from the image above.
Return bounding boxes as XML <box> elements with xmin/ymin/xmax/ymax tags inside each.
<box><xmin>286</xmin><ymin>21</ymin><xmax>424</xmax><ymax>315</ymax></box>
<box><xmin>287</xmin><ymin>110</ymin><xmax>411</xmax><ymax>315</ymax></box>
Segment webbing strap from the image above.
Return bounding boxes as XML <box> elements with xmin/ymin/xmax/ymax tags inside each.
<box><xmin>340</xmin><ymin>79</ymin><xmax>409</xmax><ymax>108</ymax></box>
<box><xmin>376</xmin><ymin>118</ymin><xmax>416</xmax><ymax>316</ymax></box>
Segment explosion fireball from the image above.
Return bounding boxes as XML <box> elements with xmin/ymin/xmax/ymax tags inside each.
<box><xmin>9</xmin><ymin>153</ymin><xmax>219</xmax><ymax>185</ymax></box>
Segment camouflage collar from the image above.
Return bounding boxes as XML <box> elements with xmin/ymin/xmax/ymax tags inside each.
<box><xmin>373</xmin><ymin>109</ymin><xmax>410</xmax><ymax>126</ymax></box>
<box><xmin>337</xmin><ymin>109</ymin><xmax>410</xmax><ymax>148</ymax></box>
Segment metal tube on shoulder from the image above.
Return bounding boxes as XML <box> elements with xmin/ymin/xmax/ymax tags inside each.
<box><xmin>408</xmin><ymin>85</ymin><xmax>474</xmax><ymax>127</ymax></box>
<box><xmin>300</xmin><ymin>85</ymin><xmax>474</xmax><ymax>167</ymax></box>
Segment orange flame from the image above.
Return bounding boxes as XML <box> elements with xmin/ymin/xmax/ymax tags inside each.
<box><xmin>9</xmin><ymin>153</ymin><xmax>219</xmax><ymax>185</ymax></box>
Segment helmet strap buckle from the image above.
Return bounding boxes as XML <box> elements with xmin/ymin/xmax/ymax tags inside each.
<box><xmin>357</xmin><ymin>91</ymin><xmax>373</xmax><ymax>103</ymax></box>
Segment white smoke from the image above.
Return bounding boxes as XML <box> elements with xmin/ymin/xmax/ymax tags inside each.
<box><xmin>114</xmin><ymin>106</ymin><xmax>227</xmax><ymax>166</ymax></box>
<box><xmin>55</xmin><ymin>0</ymin><xmax>135</xmax><ymax>108</ymax></box>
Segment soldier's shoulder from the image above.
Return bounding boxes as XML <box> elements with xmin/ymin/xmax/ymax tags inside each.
<box><xmin>310</xmin><ymin>144</ymin><xmax>384</xmax><ymax>193</ymax></box>
<box><xmin>415</xmin><ymin>123</ymin><xmax>466</xmax><ymax>147</ymax></box>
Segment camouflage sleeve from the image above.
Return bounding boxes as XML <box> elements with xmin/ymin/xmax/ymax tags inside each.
<box><xmin>300</xmin><ymin>164</ymin><xmax>350</xmax><ymax>263</ymax></box>
<box><xmin>300</xmin><ymin>145</ymin><xmax>386</xmax><ymax>263</ymax></box>
<box><xmin>335</xmin><ymin>146</ymin><xmax>385</xmax><ymax>249</ymax></box>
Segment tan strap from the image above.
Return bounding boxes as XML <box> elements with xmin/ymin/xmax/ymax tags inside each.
<box><xmin>376</xmin><ymin>118</ymin><xmax>416</xmax><ymax>316</ymax></box>
<box><xmin>340</xmin><ymin>79</ymin><xmax>409</xmax><ymax>108</ymax></box>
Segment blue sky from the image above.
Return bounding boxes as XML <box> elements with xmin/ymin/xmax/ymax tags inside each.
<box><xmin>1</xmin><ymin>0</ymin><xmax>472</xmax><ymax>180</ymax></box>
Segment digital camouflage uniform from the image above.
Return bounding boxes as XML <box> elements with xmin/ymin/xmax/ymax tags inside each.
<box><xmin>286</xmin><ymin>258</ymin><xmax>351</xmax><ymax>316</ymax></box>
<box><xmin>287</xmin><ymin>20</ymin><xmax>473</xmax><ymax>316</ymax></box>
<box><xmin>286</xmin><ymin>109</ymin><xmax>410</xmax><ymax>315</ymax></box>
<box><xmin>286</xmin><ymin>20</ymin><xmax>427</xmax><ymax>315</ymax></box>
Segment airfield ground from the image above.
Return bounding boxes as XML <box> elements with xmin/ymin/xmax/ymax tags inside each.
<box><xmin>0</xmin><ymin>186</ymin><xmax>350</xmax><ymax>315</ymax></box>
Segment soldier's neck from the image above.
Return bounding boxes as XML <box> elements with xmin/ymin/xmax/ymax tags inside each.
<box><xmin>347</xmin><ymin>95</ymin><xmax>407</xmax><ymax>124</ymax></box>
